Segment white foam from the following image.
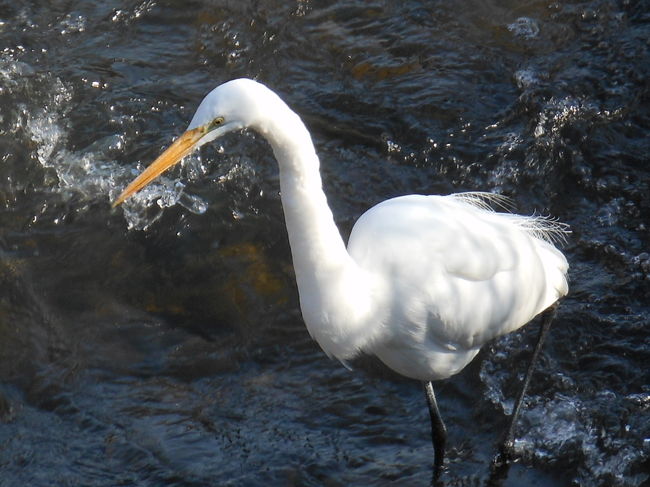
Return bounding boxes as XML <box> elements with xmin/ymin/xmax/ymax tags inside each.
<box><xmin>18</xmin><ymin>68</ymin><xmax>210</xmax><ymax>230</ymax></box>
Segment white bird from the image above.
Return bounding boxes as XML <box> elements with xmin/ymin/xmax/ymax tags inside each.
<box><xmin>113</xmin><ymin>78</ymin><xmax>569</xmax><ymax>479</ymax></box>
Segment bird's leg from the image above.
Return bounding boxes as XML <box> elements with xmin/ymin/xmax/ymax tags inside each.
<box><xmin>423</xmin><ymin>381</ymin><xmax>447</xmax><ymax>481</ymax></box>
<box><xmin>492</xmin><ymin>303</ymin><xmax>558</xmax><ymax>468</ymax></box>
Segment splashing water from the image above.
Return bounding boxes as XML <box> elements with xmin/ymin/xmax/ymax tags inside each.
<box><xmin>1</xmin><ymin>1</ymin><xmax>648</xmax><ymax>485</ymax></box>
<box><xmin>14</xmin><ymin>65</ymin><xmax>209</xmax><ymax>230</ymax></box>
<box><xmin>480</xmin><ymin>331</ymin><xmax>650</xmax><ymax>486</ymax></box>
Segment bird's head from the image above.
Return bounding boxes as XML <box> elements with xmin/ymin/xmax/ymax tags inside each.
<box><xmin>112</xmin><ymin>78</ymin><xmax>275</xmax><ymax>207</ymax></box>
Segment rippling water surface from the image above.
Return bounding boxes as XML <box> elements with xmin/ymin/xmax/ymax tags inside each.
<box><xmin>0</xmin><ymin>1</ymin><xmax>648</xmax><ymax>486</ymax></box>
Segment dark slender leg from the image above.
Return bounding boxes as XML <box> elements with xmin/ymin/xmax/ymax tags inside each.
<box><xmin>423</xmin><ymin>381</ymin><xmax>447</xmax><ymax>482</ymax></box>
<box><xmin>492</xmin><ymin>303</ymin><xmax>558</xmax><ymax>468</ymax></box>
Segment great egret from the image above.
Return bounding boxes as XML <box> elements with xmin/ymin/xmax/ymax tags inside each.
<box><xmin>113</xmin><ymin>78</ymin><xmax>569</xmax><ymax>478</ymax></box>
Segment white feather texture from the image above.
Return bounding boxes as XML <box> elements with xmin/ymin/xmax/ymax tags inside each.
<box><xmin>153</xmin><ymin>79</ymin><xmax>571</xmax><ymax>382</ymax></box>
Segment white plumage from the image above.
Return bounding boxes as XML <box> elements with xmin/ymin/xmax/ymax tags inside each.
<box><xmin>114</xmin><ymin>78</ymin><xmax>569</xmax><ymax>477</ymax></box>
<box><xmin>345</xmin><ymin>192</ymin><xmax>568</xmax><ymax>380</ymax></box>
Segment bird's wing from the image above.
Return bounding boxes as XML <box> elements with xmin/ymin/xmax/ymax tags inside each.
<box><xmin>347</xmin><ymin>193</ymin><xmax>568</xmax><ymax>350</ymax></box>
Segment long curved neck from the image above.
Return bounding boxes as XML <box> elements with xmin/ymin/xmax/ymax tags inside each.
<box><xmin>264</xmin><ymin>109</ymin><xmax>351</xmax><ymax>291</ymax></box>
<box><xmin>256</xmin><ymin>103</ymin><xmax>374</xmax><ymax>360</ymax></box>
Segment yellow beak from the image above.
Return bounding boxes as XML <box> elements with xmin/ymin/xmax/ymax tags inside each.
<box><xmin>112</xmin><ymin>126</ymin><xmax>205</xmax><ymax>207</ymax></box>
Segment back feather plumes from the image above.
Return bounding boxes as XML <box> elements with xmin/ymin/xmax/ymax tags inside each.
<box><xmin>450</xmin><ymin>192</ymin><xmax>571</xmax><ymax>245</ymax></box>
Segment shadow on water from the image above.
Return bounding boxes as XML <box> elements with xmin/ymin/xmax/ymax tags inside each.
<box><xmin>1</xmin><ymin>0</ymin><xmax>649</xmax><ymax>486</ymax></box>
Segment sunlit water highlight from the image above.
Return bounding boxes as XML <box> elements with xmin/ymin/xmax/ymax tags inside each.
<box><xmin>0</xmin><ymin>1</ymin><xmax>648</xmax><ymax>486</ymax></box>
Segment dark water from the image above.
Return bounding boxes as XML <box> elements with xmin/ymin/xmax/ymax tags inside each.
<box><xmin>1</xmin><ymin>1</ymin><xmax>648</xmax><ymax>485</ymax></box>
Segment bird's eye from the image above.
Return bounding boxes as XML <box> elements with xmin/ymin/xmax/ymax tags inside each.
<box><xmin>208</xmin><ymin>117</ymin><xmax>225</xmax><ymax>130</ymax></box>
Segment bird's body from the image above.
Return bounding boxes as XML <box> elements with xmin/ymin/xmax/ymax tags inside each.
<box><xmin>113</xmin><ymin>78</ymin><xmax>569</xmax><ymax>478</ymax></box>
<box><xmin>345</xmin><ymin>193</ymin><xmax>568</xmax><ymax>381</ymax></box>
